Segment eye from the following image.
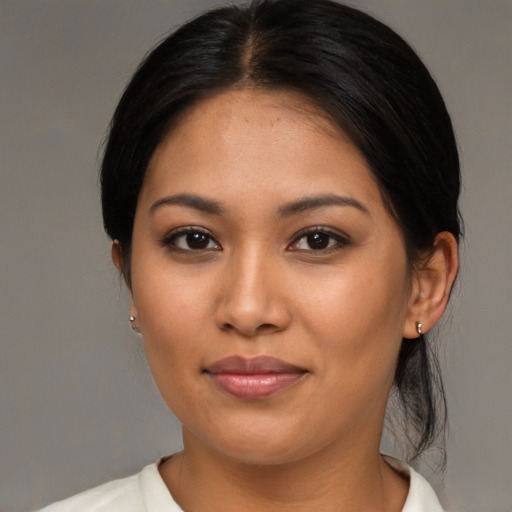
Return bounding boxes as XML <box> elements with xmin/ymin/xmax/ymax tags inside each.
<box><xmin>289</xmin><ymin>228</ymin><xmax>348</xmax><ymax>252</ymax></box>
<box><xmin>162</xmin><ymin>227</ymin><xmax>221</xmax><ymax>251</ymax></box>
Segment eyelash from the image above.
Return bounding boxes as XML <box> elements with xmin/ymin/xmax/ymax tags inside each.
<box><xmin>160</xmin><ymin>226</ymin><xmax>221</xmax><ymax>252</ymax></box>
<box><xmin>289</xmin><ymin>227</ymin><xmax>349</xmax><ymax>254</ymax></box>
<box><xmin>160</xmin><ymin>226</ymin><xmax>349</xmax><ymax>254</ymax></box>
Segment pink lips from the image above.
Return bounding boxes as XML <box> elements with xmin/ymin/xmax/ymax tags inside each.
<box><xmin>205</xmin><ymin>356</ymin><xmax>307</xmax><ymax>400</ymax></box>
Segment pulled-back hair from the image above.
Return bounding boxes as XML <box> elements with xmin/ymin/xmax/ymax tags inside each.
<box><xmin>101</xmin><ymin>0</ymin><xmax>461</xmax><ymax>463</ymax></box>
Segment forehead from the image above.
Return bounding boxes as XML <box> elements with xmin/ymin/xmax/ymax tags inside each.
<box><xmin>141</xmin><ymin>89</ymin><xmax>383</xmax><ymax>213</ymax></box>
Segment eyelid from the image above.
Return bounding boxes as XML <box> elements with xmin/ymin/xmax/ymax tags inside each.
<box><xmin>159</xmin><ymin>225</ymin><xmax>348</xmax><ymax>253</ymax></box>
<box><xmin>288</xmin><ymin>226</ymin><xmax>350</xmax><ymax>252</ymax></box>
<box><xmin>160</xmin><ymin>225</ymin><xmax>221</xmax><ymax>250</ymax></box>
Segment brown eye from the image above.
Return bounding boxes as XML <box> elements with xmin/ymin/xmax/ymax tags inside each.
<box><xmin>305</xmin><ymin>232</ymin><xmax>331</xmax><ymax>250</ymax></box>
<box><xmin>163</xmin><ymin>228</ymin><xmax>221</xmax><ymax>251</ymax></box>
<box><xmin>185</xmin><ymin>232</ymin><xmax>210</xmax><ymax>249</ymax></box>
<box><xmin>290</xmin><ymin>228</ymin><xmax>348</xmax><ymax>253</ymax></box>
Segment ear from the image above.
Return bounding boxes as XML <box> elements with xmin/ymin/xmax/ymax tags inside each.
<box><xmin>111</xmin><ymin>240</ymin><xmax>123</xmax><ymax>271</ymax></box>
<box><xmin>112</xmin><ymin>240</ymin><xmax>139</xmax><ymax>323</ymax></box>
<box><xmin>403</xmin><ymin>232</ymin><xmax>459</xmax><ymax>339</ymax></box>
<box><xmin>111</xmin><ymin>240</ymin><xmax>133</xmax><ymax>290</ymax></box>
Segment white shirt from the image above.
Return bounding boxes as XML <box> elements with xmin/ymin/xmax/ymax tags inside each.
<box><xmin>38</xmin><ymin>456</ymin><xmax>445</xmax><ymax>511</ymax></box>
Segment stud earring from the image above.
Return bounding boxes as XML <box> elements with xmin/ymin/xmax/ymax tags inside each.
<box><xmin>416</xmin><ymin>321</ymin><xmax>423</xmax><ymax>336</ymax></box>
<box><xmin>129</xmin><ymin>314</ymin><xmax>141</xmax><ymax>334</ymax></box>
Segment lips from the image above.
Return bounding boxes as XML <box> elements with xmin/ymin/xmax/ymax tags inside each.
<box><xmin>205</xmin><ymin>356</ymin><xmax>307</xmax><ymax>400</ymax></box>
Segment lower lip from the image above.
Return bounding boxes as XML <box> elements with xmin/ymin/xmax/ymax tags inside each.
<box><xmin>208</xmin><ymin>372</ymin><xmax>305</xmax><ymax>400</ymax></box>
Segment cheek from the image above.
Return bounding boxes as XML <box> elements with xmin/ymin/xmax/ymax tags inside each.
<box><xmin>137</xmin><ymin>291</ymin><xmax>209</xmax><ymax>423</ymax></box>
<box><xmin>292</xmin><ymin>263</ymin><xmax>409</xmax><ymax>433</ymax></box>
<box><xmin>130</xmin><ymin>260</ymin><xmax>211</xmax><ymax>383</ymax></box>
<box><xmin>295</xmin><ymin>251</ymin><xmax>410</xmax><ymax>373</ymax></box>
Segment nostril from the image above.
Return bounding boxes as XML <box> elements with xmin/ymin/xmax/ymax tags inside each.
<box><xmin>221</xmin><ymin>322</ymin><xmax>234</xmax><ymax>332</ymax></box>
<box><xmin>220</xmin><ymin>321</ymin><xmax>279</xmax><ymax>336</ymax></box>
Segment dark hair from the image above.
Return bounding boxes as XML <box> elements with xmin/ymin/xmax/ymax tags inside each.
<box><xmin>101</xmin><ymin>0</ymin><xmax>461</xmax><ymax>463</ymax></box>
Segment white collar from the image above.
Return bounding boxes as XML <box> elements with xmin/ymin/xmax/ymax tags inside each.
<box><xmin>383</xmin><ymin>455</ymin><xmax>446</xmax><ymax>512</ymax></box>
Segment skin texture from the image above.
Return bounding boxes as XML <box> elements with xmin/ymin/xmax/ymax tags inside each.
<box><xmin>113</xmin><ymin>89</ymin><xmax>458</xmax><ymax>511</ymax></box>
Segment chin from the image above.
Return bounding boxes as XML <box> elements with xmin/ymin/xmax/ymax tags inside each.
<box><xmin>218</xmin><ymin>442</ymin><xmax>308</xmax><ymax>467</ymax></box>
<box><xmin>190</xmin><ymin>420</ymin><xmax>323</xmax><ymax>467</ymax></box>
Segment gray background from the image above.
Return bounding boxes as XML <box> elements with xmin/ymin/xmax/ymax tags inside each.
<box><xmin>1</xmin><ymin>1</ymin><xmax>511</xmax><ymax>510</ymax></box>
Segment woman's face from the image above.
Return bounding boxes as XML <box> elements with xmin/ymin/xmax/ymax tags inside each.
<box><xmin>129</xmin><ymin>90</ymin><xmax>415</xmax><ymax>464</ymax></box>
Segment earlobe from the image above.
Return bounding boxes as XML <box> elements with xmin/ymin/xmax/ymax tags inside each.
<box><xmin>403</xmin><ymin>232</ymin><xmax>459</xmax><ymax>339</ymax></box>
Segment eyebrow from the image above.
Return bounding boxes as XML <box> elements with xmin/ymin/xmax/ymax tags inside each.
<box><xmin>277</xmin><ymin>194</ymin><xmax>370</xmax><ymax>217</ymax></box>
<box><xmin>149</xmin><ymin>192</ymin><xmax>369</xmax><ymax>218</ymax></box>
<box><xmin>150</xmin><ymin>194</ymin><xmax>226</xmax><ymax>215</ymax></box>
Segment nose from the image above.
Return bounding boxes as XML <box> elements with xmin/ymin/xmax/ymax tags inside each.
<box><xmin>213</xmin><ymin>248</ymin><xmax>292</xmax><ymax>337</ymax></box>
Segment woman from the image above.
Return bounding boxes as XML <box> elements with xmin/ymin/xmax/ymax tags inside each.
<box><xmin>41</xmin><ymin>0</ymin><xmax>460</xmax><ymax>510</ymax></box>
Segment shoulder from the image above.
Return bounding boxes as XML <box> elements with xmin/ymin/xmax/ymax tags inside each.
<box><xmin>37</xmin><ymin>460</ymin><xmax>182</xmax><ymax>512</ymax></box>
<box><xmin>383</xmin><ymin>456</ymin><xmax>446</xmax><ymax>512</ymax></box>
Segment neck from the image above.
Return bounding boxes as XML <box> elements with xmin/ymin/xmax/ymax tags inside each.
<box><xmin>159</xmin><ymin>431</ymin><xmax>408</xmax><ymax>512</ymax></box>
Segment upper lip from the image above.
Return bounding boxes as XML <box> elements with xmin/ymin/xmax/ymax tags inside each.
<box><xmin>205</xmin><ymin>355</ymin><xmax>306</xmax><ymax>374</ymax></box>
